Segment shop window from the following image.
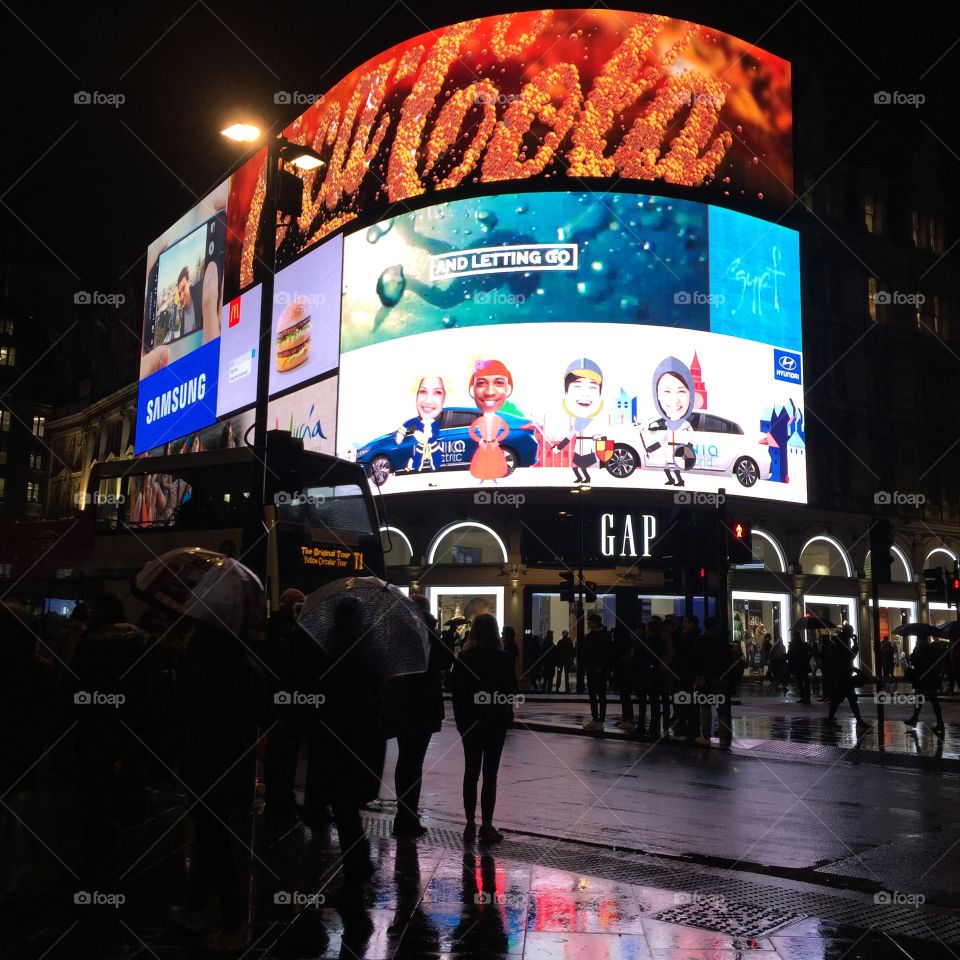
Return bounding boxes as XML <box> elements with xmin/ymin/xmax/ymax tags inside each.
<box><xmin>428</xmin><ymin>522</ymin><xmax>507</xmax><ymax>564</ymax></box>
<box><xmin>799</xmin><ymin>536</ymin><xmax>851</xmax><ymax>577</ymax></box>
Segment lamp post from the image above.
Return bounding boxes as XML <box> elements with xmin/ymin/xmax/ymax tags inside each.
<box><xmin>221</xmin><ymin>125</ymin><xmax>325</xmax><ymax>592</ymax></box>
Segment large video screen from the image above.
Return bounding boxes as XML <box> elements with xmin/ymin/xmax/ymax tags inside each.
<box><xmin>337</xmin><ymin>192</ymin><xmax>805</xmax><ymax>503</ymax></box>
<box><xmin>227</xmin><ymin>9</ymin><xmax>792</xmax><ymax>291</ymax></box>
<box><xmin>268</xmin><ymin>235</ymin><xmax>343</xmax><ymax>398</ymax></box>
<box><xmin>137</xmin><ymin>185</ymin><xmax>229</xmax><ymax>453</ymax></box>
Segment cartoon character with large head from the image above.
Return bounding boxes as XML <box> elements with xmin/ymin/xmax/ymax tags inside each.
<box><xmin>641</xmin><ymin>356</ymin><xmax>696</xmax><ymax>486</ymax></box>
<box><xmin>468</xmin><ymin>359</ymin><xmax>513</xmax><ymax>482</ymax></box>
<box><xmin>395</xmin><ymin>375</ymin><xmax>446</xmax><ymax>471</ymax></box>
<box><xmin>552</xmin><ymin>357</ymin><xmax>606</xmax><ymax>484</ymax></box>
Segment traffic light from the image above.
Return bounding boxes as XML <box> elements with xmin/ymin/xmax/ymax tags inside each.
<box><xmin>869</xmin><ymin>518</ymin><xmax>893</xmax><ymax>585</ymax></box>
<box><xmin>583</xmin><ymin>579</ymin><xmax>598</xmax><ymax>603</ymax></box>
<box><xmin>727</xmin><ymin>519</ymin><xmax>753</xmax><ymax>564</ymax></box>
<box><xmin>924</xmin><ymin>567</ymin><xmax>947</xmax><ymax>603</ymax></box>
<box><xmin>559</xmin><ymin>570</ymin><xmax>575</xmax><ymax>602</ymax></box>
<box><xmin>949</xmin><ymin>565</ymin><xmax>960</xmax><ymax>605</ymax></box>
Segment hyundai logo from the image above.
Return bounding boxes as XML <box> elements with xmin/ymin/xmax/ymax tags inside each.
<box><xmin>778</xmin><ymin>355</ymin><xmax>798</xmax><ymax>371</ymax></box>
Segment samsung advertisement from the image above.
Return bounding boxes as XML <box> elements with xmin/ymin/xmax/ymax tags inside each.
<box><xmin>336</xmin><ymin>192</ymin><xmax>806</xmax><ymax>503</ymax></box>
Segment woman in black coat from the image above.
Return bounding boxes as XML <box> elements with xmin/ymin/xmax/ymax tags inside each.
<box><xmin>451</xmin><ymin>614</ymin><xmax>519</xmax><ymax>845</ymax></box>
<box><xmin>385</xmin><ymin>595</ymin><xmax>454</xmax><ymax>837</ymax></box>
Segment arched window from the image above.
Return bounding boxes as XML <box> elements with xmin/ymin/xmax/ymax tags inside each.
<box><xmin>799</xmin><ymin>536</ymin><xmax>852</xmax><ymax>578</ymax></box>
<box><xmin>864</xmin><ymin>546</ymin><xmax>912</xmax><ymax>583</ymax></box>
<box><xmin>380</xmin><ymin>526</ymin><xmax>413</xmax><ymax>566</ymax></box>
<box><xmin>925</xmin><ymin>547</ymin><xmax>958</xmax><ymax>568</ymax></box>
<box><xmin>751</xmin><ymin>529</ymin><xmax>787</xmax><ymax>573</ymax></box>
<box><xmin>427</xmin><ymin>522</ymin><xmax>508</xmax><ymax>565</ymax></box>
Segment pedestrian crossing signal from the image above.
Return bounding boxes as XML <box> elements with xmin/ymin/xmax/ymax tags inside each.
<box><xmin>727</xmin><ymin>520</ymin><xmax>752</xmax><ymax>564</ymax></box>
<box><xmin>949</xmin><ymin>573</ymin><xmax>960</xmax><ymax>605</ymax></box>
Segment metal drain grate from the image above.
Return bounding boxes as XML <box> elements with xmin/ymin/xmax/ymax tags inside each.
<box><xmin>358</xmin><ymin>813</ymin><xmax>960</xmax><ymax>946</ymax></box>
<box><xmin>652</xmin><ymin>901</ymin><xmax>805</xmax><ymax>937</ymax></box>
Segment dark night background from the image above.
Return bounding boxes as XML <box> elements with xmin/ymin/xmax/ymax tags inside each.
<box><xmin>2</xmin><ymin>1</ymin><xmax>959</xmax><ymax>287</ymax></box>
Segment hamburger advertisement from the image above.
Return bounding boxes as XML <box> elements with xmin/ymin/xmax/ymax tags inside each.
<box><xmin>276</xmin><ymin>297</ymin><xmax>312</xmax><ymax>372</ymax></box>
<box><xmin>267</xmin><ymin>233</ymin><xmax>343</xmax><ymax>398</ymax></box>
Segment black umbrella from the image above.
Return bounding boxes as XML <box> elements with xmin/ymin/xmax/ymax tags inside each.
<box><xmin>892</xmin><ymin>622</ymin><xmax>941</xmax><ymax>639</ymax></box>
<box><xmin>297</xmin><ymin>576</ymin><xmax>428</xmax><ymax>677</ymax></box>
<box><xmin>444</xmin><ymin>617</ymin><xmax>468</xmax><ymax>628</ymax></box>
<box><xmin>791</xmin><ymin>615</ymin><xmax>836</xmax><ymax>632</ymax></box>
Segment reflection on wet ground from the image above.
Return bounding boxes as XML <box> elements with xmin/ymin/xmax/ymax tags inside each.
<box><xmin>515</xmin><ymin>708</ymin><xmax>959</xmax><ymax>761</ymax></box>
<box><xmin>13</xmin><ymin>820</ymin><xmax>957</xmax><ymax>959</ymax></box>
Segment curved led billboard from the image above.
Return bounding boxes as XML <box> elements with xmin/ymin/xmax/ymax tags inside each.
<box><xmin>137</xmin><ymin>10</ymin><xmax>795</xmax><ymax>469</ymax></box>
<box><xmin>336</xmin><ymin>192</ymin><xmax>806</xmax><ymax>503</ymax></box>
<box><xmin>227</xmin><ymin>9</ymin><xmax>792</xmax><ymax>292</ymax></box>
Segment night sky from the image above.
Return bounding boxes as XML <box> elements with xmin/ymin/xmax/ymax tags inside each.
<box><xmin>1</xmin><ymin>1</ymin><xmax>958</xmax><ymax>296</ymax></box>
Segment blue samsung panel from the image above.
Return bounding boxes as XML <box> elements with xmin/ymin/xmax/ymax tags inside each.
<box><xmin>135</xmin><ymin>340</ymin><xmax>220</xmax><ymax>454</ymax></box>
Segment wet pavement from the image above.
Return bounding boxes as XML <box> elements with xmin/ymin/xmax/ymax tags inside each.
<box><xmin>7</xmin><ymin>692</ymin><xmax>960</xmax><ymax>958</ymax></box>
<box><xmin>8</xmin><ymin>808</ymin><xmax>960</xmax><ymax>959</ymax></box>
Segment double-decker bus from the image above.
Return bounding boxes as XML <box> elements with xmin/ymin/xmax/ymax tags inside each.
<box><xmin>85</xmin><ymin>432</ymin><xmax>384</xmax><ymax>611</ymax></box>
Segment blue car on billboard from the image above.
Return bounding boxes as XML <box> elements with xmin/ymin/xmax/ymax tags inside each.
<box><xmin>356</xmin><ymin>407</ymin><xmax>539</xmax><ymax>486</ymax></box>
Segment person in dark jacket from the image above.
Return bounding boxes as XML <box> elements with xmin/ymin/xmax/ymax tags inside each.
<box><xmin>612</xmin><ymin>628</ymin><xmax>637</xmax><ymax>731</ymax></box>
<box><xmin>501</xmin><ymin>625</ymin><xmax>520</xmax><ymax>681</ymax></box>
<box><xmin>451</xmin><ymin>614</ymin><xmax>518</xmax><ymax>845</ymax></box>
<box><xmin>825</xmin><ymin>626</ymin><xmax>869</xmax><ymax>728</ymax></box>
<box><xmin>579</xmin><ymin>613</ymin><xmax>613</xmax><ymax>731</ymax></box>
<box><xmin>172</xmin><ymin>619</ymin><xmax>273</xmax><ymax>950</ymax></box>
<box><xmin>263</xmin><ymin>587</ymin><xmax>305</xmax><ymax>822</ymax></box>
<box><xmin>904</xmin><ymin>635</ymin><xmax>945</xmax><ymax>735</ymax></box>
<box><xmin>788</xmin><ymin>633</ymin><xmax>812</xmax><ymax>704</ymax></box>
<box><xmin>672</xmin><ymin>615</ymin><xmax>699</xmax><ymax>741</ymax></box>
<box><xmin>70</xmin><ymin>594</ymin><xmax>150</xmax><ymax>885</ymax></box>
<box><xmin>693</xmin><ymin>623</ymin><xmax>733</xmax><ymax>748</ymax></box>
<box><xmin>304</xmin><ymin>597</ymin><xmax>387</xmax><ymax>887</ymax></box>
<box><xmin>387</xmin><ymin>594</ymin><xmax>454</xmax><ymax>837</ymax></box>
<box><xmin>554</xmin><ymin>630</ymin><xmax>574</xmax><ymax>692</ymax></box>
<box><xmin>541</xmin><ymin>631</ymin><xmax>559</xmax><ymax>692</ymax></box>
<box><xmin>879</xmin><ymin>636</ymin><xmax>896</xmax><ymax>685</ymax></box>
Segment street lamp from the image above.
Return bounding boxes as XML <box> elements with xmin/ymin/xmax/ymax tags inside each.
<box><xmin>222</xmin><ymin>126</ymin><xmax>326</xmax><ymax>590</ymax></box>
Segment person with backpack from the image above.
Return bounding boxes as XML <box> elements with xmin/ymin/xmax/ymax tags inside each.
<box><xmin>579</xmin><ymin>613</ymin><xmax>613</xmax><ymax>732</ymax></box>
<box><xmin>451</xmin><ymin>614</ymin><xmax>518</xmax><ymax>844</ymax></box>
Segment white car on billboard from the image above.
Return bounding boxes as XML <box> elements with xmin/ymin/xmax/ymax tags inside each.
<box><xmin>602</xmin><ymin>412</ymin><xmax>765</xmax><ymax>487</ymax></box>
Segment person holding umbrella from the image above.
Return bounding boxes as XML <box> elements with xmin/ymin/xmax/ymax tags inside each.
<box><xmin>902</xmin><ymin>628</ymin><xmax>946</xmax><ymax>736</ymax></box>
<box><xmin>296</xmin><ymin>577</ymin><xmax>430</xmax><ymax>884</ymax></box>
<box><xmin>824</xmin><ymin>624</ymin><xmax>870</xmax><ymax>729</ymax></box>
<box><xmin>151</xmin><ymin>552</ymin><xmax>273</xmax><ymax>952</ymax></box>
<box><xmin>451</xmin><ymin>613</ymin><xmax>519</xmax><ymax>845</ymax></box>
<box><xmin>385</xmin><ymin>594</ymin><xmax>453</xmax><ymax>838</ymax></box>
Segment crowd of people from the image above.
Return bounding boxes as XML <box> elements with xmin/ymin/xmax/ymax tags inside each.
<box><xmin>2</xmin><ymin>587</ymin><xmax>954</xmax><ymax>950</ymax></box>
